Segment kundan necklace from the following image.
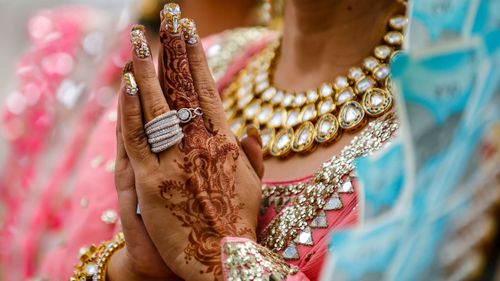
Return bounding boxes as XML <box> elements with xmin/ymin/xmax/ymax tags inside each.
<box><xmin>222</xmin><ymin>15</ymin><xmax>407</xmax><ymax>157</ymax></box>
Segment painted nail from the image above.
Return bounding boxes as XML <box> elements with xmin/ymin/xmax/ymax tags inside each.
<box><xmin>180</xmin><ymin>18</ymin><xmax>199</xmax><ymax>45</ymax></box>
<box><xmin>123</xmin><ymin>72</ymin><xmax>139</xmax><ymax>96</ymax></box>
<box><xmin>163</xmin><ymin>3</ymin><xmax>181</xmax><ymax>33</ymax></box>
<box><xmin>246</xmin><ymin>125</ymin><xmax>262</xmax><ymax>147</ymax></box>
<box><xmin>130</xmin><ymin>25</ymin><xmax>150</xmax><ymax>59</ymax></box>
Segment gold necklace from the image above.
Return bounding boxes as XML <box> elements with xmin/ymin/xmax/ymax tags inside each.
<box><xmin>223</xmin><ymin>15</ymin><xmax>407</xmax><ymax>157</ymax></box>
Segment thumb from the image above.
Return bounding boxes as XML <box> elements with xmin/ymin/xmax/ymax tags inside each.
<box><xmin>241</xmin><ymin>126</ymin><xmax>264</xmax><ymax>179</ymax></box>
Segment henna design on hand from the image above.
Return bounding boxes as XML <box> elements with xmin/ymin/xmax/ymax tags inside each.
<box><xmin>159</xmin><ymin>134</ymin><xmax>252</xmax><ymax>278</ymax></box>
<box><xmin>159</xmin><ymin>30</ymin><xmax>253</xmax><ymax>280</ymax></box>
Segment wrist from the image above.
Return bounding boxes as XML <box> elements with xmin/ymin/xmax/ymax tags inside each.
<box><xmin>70</xmin><ymin>233</ymin><xmax>125</xmax><ymax>281</ymax></box>
<box><xmin>108</xmin><ymin>246</ymin><xmax>167</xmax><ymax>281</ymax></box>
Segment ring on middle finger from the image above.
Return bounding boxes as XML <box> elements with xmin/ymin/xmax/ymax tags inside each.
<box><xmin>177</xmin><ymin>107</ymin><xmax>203</xmax><ymax>124</ymax></box>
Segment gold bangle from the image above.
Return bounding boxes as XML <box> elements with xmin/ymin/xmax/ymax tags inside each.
<box><xmin>70</xmin><ymin>232</ymin><xmax>125</xmax><ymax>281</ymax></box>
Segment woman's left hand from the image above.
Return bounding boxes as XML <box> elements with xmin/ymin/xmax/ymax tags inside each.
<box><xmin>117</xmin><ymin>10</ymin><xmax>262</xmax><ymax>281</ymax></box>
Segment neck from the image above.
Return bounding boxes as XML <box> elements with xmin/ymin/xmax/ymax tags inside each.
<box><xmin>273</xmin><ymin>0</ymin><xmax>403</xmax><ymax>90</ymax></box>
<box><xmin>181</xmin><ymin>0</ymin><xmax>254</xmax><ymax>37</ymax></box>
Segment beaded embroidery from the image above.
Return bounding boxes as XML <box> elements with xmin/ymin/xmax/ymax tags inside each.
<box><xmin>258</xmin><ymin>113</ymin><xmax>399</xmax><ymax>256</ymax></box>
<box><xmin>223</xmin><ymin>240</ymin><xmax>299</xmax><ymax>281</ymax></box>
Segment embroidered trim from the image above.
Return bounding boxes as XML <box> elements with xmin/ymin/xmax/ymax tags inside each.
<box><xmin>258</xmin><ymin>113</ymin><xmax>399</xmax><ymax>254</ymax></box>
<box><xmin>222</xmin><ymin>239</ymin><xmax>299</xmax><ymax>281</ymax></box>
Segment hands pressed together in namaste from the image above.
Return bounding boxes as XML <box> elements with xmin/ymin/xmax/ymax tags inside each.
<box><xmin>110</xmin><ymin>4</ymin><xmax>264</xmax><ymax>281</ymax></box>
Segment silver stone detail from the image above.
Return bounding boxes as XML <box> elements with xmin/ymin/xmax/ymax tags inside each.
<box><xmin>259</xmin><ymin>114</ymin><xmax>399</xmax><ymax>252</ymax></box>
<box><xmin>324</xmin><ymin>194</ymin><xmax>343</xmax><ymax>210</ymax></box>
<box><xmin>310</xmin><ymin>210</ymin><xmax>328</xmax><ymax>228</ymax></box>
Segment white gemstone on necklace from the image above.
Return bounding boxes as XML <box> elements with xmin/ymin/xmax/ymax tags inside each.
<box><xmin>319</xmin><ymin>120</ymin><xmax>332</xmax><ymax>134</ymax></box>
<box><xmin>355</xmin><ymin>76</ymin><xmax>375</xmax><ymax>94</ymax></box>
<box><xmin>261</xmin><ymin>87</ymin><xmax>276</xmax><ymax>101</ymax></box>
<box><xmin>236</xmin><ymin>83</ymin><xmax>252</xmax><ymax>98</ymax></box>
<box><xmin>363</xmin><ymin>56</ymin><xmax>379</xmax><ymax>72</ymax></box>
<box><xmin>348</xmin><ymin>67</ymin><xmax>364</xmax><ymax>81</ymax></box>
<box><xmin>334</xmin><ymin>75</ymin><xmax>349</xmax><ymax>90</ymax></box>
<box><xmin>230</xmin><ymin>117</ymin><xmax>244</xmax><ymax>134</ymax></box>
<box><xmin>345</xmin><ymin>106</ymin><xmax>358</xmax><ymax>122</ymax></box>
<box><xmin>384</xmin><ymin>31</ymin><xmax>404</xmax><ymax>45</ymax></box>
<box><xmin>336</xmin><ymin>88</ymin><xmax>355</xmax><ymax>105</ymax></box>
<box><xmin>318</xmin><ymin>98</ymin><xmax>334</xmax><ymax>115</ymax></box>
<box><xmin>261</xmin><ymin>130</ymin><xmax>272</xmax><ymax>146</ymax></box>
<box><xmin>244</xmin><ymin>101</ymin><xmax>261</xmax><ymax>119</ymax></box>
<box><xmin>370</xmin><ymin>94</ymin><xmax>383</xmax><ymax>107</ymax></box>
<box><xmin>282</xmin><ymin>92</ymin><xmax>295</xmax><ymax>107</ymax></box>
<box><xmin>286</xmin><ymin>110</ymin><xmax>300</xmax><ymax>127</ymax></box>
<box><xmin>293</xmin><ymin>92</ymin><xmax>306</xmax><ymax>107</ymax></box>
<box><xmin>301</xmin><ymin>104</ymin><xmax>317</xmax><ymax>122</ymax></box>
<box><xmin>374</xmin><ymin>64</ymin><xmax>390</xmax><ymax>81</ymax></box>
<box><xmin>271</xmin><ymin>90</ymin><xmax>285</xmax><ymax>105</ymax></box>
<box><xmin>255</xmin><ymin>71</ymin><xmax>268</xmax><ymax>83</ymax></box>
<box><xmin>320</xmin><ymin>83</ymin><xmax>334</xmax><ymax>97</ymax></box>
<box><xmin>389</xmin><ymin>15</ymin><xmax>408</xmax><ymax>30</ymax></box>
<box><xmin>276</xmin><ymin>133</ymin><xmax>291</xmax><ymax>149</ymax></box>
<box><xmin>306</xmin><ymin>89</ymin><xmax>319</xmax><ymax>103</ymax></box>
<box><xmin>374</xmin><ymin>45</ymin><xmax>393</xmax><ymax>60</ymax></box>
<box><xmin>237</xmin><ymin>94</ymin><xmax>253</xmax><ymax>108</ymax></box>
<box><xmin>269</xmin><ymin>109</ymin><xmax>286</xmax><ymax>127</ymax></box>
<box><xmin>257</xmin><ymin>105</ymin><xmax>273</xmax><ymax>124</ymax></box>
<box><xmin>255</xmin><ymin>81</ymin><xmax>270</xmax><ymax>93</ymax></box>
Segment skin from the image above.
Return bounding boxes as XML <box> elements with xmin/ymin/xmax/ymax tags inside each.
<box><xmin>111</xmin><ymin>16</ymin><xmax>262</xmax><ymax>281</ymax></box>
<box><xmin>265</xmin><ymin>0</ymin><xmax>405</xmax><ymax>181</ymax></box>
<box><xmin>110</xmin><ymin>0</ymin><xmax>405</xmax><ymax>280</ymax></box>
<box><xmin>178</xmin><ymin>0</ymin><xmax>256</xmax><ymax>37</ymax></box>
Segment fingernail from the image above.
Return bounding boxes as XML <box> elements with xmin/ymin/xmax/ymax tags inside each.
<box><xmin>163</xmin><ymin>3</ymin><xmax>181</xmax><ymax>33</ymax></box>
<box><xmin>123</xmin><ymin>72</ymin><xmax>139</xmax><ymax>96</ymax></box>
<box><xmin>130</xmin><ymin>25</ymin><xmax>150</xmax><ymax>59</ymax></box>
<box><xmin>180</xmin><ymin>18</ymin><xmax>199</xmax><ymax>45</ymax></box>
<box><xmin>246</xmin><ymin>125</ymin><xmax>262</xmax><ymax>147</ymax></box>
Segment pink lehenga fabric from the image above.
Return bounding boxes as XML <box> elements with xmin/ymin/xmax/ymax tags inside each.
<box><xmin>0</xmin><ymin>10</ymin><xmax>359</xmax><ymax>280</ymax></box>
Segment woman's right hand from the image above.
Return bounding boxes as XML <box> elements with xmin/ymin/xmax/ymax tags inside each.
<box><xmin>107</xmin><ymin>68</ymin><xmax>182</xmax><ymax>281</ymax></box>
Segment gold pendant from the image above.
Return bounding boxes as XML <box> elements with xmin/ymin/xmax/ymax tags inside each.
<box><xmin>362</xmin><ymin>88</ymin><xmax>393</xmax><ymax>117</ymax></box>
<box><xmin>292</xmin><ymin>122</ymin><xmax>316</xmax><ymax>153</ymax></box>
<box><xmin>270</xmin><ymin>127</ymin><xmax>294</xmax><ymax>157</ymax></box>
<box><xmin>315</xmin><ymin>113</ymin><xmax>341</xmax><ymax>144</ymax></box>
<box><xmin>338</xmin><ymin>101</ymin><xmax>366</xmax><ymax>131</ymax></box>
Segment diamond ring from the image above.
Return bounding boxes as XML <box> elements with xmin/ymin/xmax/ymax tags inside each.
<box><xmin>177</xmin><ymin>107</ymin><xmax>203</xmax><ymax>124</ymax></box>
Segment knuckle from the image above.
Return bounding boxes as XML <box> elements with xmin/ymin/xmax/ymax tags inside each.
<box><xmin>149</xmin><ymin>102</ymin><xmax>169</xmax><ymax>118</ymax></box>
<box><xmin>189</xmin><ymin>53</ymin><xmax>205</xmax><ymax>67</ymax></box>
<box><xmin>137</xmin><ymin>68</ymin><xmax>157</xmax><ymax>80</ymax></box>
<box><xmin>199</xmin><ymin>81</ymin><xmax>218</xmax><ymax>99</ymax></box>
<box><xmin>125</xmin><ymin>102</ymin><xmax>143</xmax><ymax>121</ymax></box>
<box><xmin>114</xmin><ymin>167</ymin><xmax>134</xmax><ymax>192</ymax></box>
<box><xmin>127</xmin><ymin>127</ymin><xmax>147</xmax><ymax>147</ymax></box>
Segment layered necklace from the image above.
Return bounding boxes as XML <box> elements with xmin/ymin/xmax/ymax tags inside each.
<box><xmin>223</xmin><ymin>15</ymin><xmax>407</xmax><ymax>158</ymax></box>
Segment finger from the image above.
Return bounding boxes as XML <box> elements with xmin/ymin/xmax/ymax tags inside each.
<box><xmin>158</xmin><ymin>45</ymin><xmax>166</xmax><ymax>94</ymax></box>
<box><xmin>241</xmin><ymin>126</ymin><xmax>264</xmax><ymax>179</ymax></box>
<box><xmin>159</xmin><ymin>4</ymin><xmax>201</xmax><ymax>111</ymax></box>
<box><xmin>115</xmin><ymin>72</ymin><xmax>128</xmax><ymax>174</ymax></box>
<box><xmin>115</xmin><ymin>69</ymin><xmax>146</xmax><ymax>235</ymax></box>
<box><xmin>130</xmin><ymin>25</ymin><xmax>171</xmax><ymax>122</ymax></box>
<box><xmin>120</xmin><ymin>67</ymin><xmax>158</xmax><ymax>170</ymax></box>
<box><xmin>181</xmin><ymin>18</ymin><xmax>229</xmax><ymax>132</ymax></box>
<box><xmin>159</xmin><ymin>4</ymin><xmax>209</xmax><ymax>149</ymax></box>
